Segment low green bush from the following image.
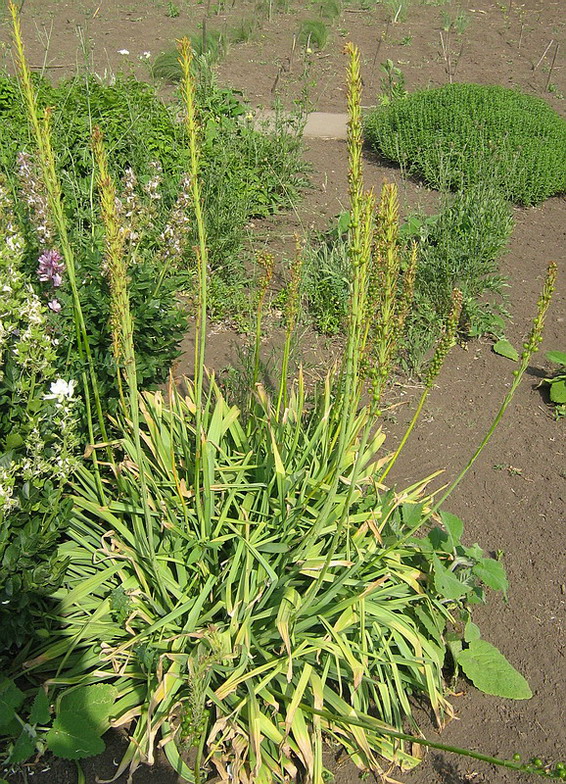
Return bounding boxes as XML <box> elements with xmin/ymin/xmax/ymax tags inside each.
<box><xmin>302</xmin><ymin>185</ymin><xmax>513</xmax><ymax>371</ymax></box>
<box><xmin>402</xmin><ymin>183</ymin><xmax>514</xmax><ymax>369</ymax></box>
<box><xmin>364</xmin><ymin>83</ymin><xmax>566</xmax><ymax>205</ymax></box>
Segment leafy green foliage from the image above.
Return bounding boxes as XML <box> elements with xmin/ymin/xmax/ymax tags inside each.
<box><xmin>18</xmin><ymin>381</ymin><xmax>524</xmax><ymax>780</ymax></box>
<box><xmin>493</xmin><ymin>338</ymin><xmax>519</xmax><ymax>362</ymax></box>
<box><xmin>302</xmin><ymin>222</ymin><xmax>350</xmax><ymax>334</ymax></box>
<box><xmin>364</xmin><ymin>83</ymin><xmax>566</xmax><ymax>205</ymax></box>
<box><xmin>0</xmin><ymin>198</ymin><xmax>78</xmax><ymax>659</ymax></box>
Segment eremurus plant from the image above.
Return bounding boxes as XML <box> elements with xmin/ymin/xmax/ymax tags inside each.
<box><xmin>2</xmin><ymin>8</ymin><xmax>564</xmax><ymax>783</ymax></box>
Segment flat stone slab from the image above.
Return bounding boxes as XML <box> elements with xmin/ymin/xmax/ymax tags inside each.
<box><xmin>303</xmin><ymin>112</ymin><xmax>348</xmax><ymax>139</ymax></box>
<box><xmin>254</xmin><ymin>110</ymin><xmax>348</xmax><ymax>139</ymax></box>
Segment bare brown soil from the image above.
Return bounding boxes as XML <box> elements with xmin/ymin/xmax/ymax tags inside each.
<box><xmin>1</xmin><ymin>1</ymin><xmax>564</xmax><ymax>783</ymax></box>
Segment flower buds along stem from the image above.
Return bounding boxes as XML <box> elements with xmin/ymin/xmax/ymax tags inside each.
<box><xmin>426</xmin><ymin>288</ymin><xmax>463</xmax><ymax>387</ymax></box>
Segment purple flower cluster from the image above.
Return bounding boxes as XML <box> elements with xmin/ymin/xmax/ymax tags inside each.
<box><xmin>37</xmin><ymin>249</ymin><xmax>64</xmax><ymax>288</ymax></box>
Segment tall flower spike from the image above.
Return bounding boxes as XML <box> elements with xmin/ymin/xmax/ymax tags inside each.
<box><xmin>520</xmin><ymin>262</ymin><xmax>557</xmax><ymax>363</ymax></box>
<box><xmin>426</xmin><ymin>288</ymin><xmax>463</xmax><ymax>387</ymax></box>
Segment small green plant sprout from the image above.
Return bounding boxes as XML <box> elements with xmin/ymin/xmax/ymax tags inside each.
<box><xmin>298</xmin><ymin>18</ymin><xmax>329</xmax><ymax>51</ymax></box>
<box><xmin>312</xmin><ymin>0</ymin><xmax>341</xmax><ymax>19</ymax></box>
<box><xmin>384</xmin><ymin>0</ymin><xmax>411</xmax><ymax>23</ymax></box>
<box><xmin>378</xmin><ymin>58</ymin><xmax>408</xmax><ymax>104</ymax></box>
<box><xmin>441</xmin><ymin>8</ymin><xmax>470</xmax><ymax>34</ymax></box>
<box><xmin>166</xmin><ymin>1</ymin><xmax>180</xmax><ymax>17</ymax></box>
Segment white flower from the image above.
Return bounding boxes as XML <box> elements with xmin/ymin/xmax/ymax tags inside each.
<box><xmin>142</xmin><ymin>51</ymin><xmax>151</xmax><ymax>59</ymax></box>
<box><xmin>118</xmin><ymin>49</ymin><xmax>130</xmax><ymax>55</ymax></box>
<box><xmin>44</xmin><ymin>378</ymin><xmax>77</xmax><ymax>402</ymax></box>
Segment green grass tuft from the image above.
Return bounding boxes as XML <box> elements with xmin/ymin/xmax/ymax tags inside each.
<box><xmin>298</xmin><ymin>18</ymin><xmax>329</xmax><ymax>50</ymax></box>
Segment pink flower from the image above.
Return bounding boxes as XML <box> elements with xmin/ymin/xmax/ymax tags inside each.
<box><xmin>37</xmin><ymin>249</ymin><xmax>65</xmax><ymax>288</ymax></box>
<box><xmin>48</xmin><ymin>299</ymin><xmax>62</xmax><ymax>313</ymax></box>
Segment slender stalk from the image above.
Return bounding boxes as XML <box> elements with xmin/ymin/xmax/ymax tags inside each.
<box><xmin>431</xmin><ymin>264</ymin><xmax>556</xmax><ymax>513</ymax></box>
<box><xmin>9</xmin><ymin>2</ymin><xmax>108</xmax><ymax>446</ymax></box>
<box><xmin>297</xmin><ymin>704</ymin><xmax>561</xmax><ymax>780</ymax></box>
<box><xmin>379</xmin><ymin>289</ymin><xmax>462</xmax><ymax>483</ymax></box>
<box><xmin>179</xmin><ymin>38</ymin><xmax>210</xmax><ymax>536</ymax></box>
<box><xmin>92</xmin><ymin>127</ymin><xmax>157</xmax><ymax>566</ymax></box>
<box><xmin>252</xmin><ymin>252</ymin><xmax>274</xmax><ymax>391</ymax></box>
<box><xmin>276</xmin><ymin>238</ymin><xmax>303</xmax><ymax>417</ymax></box>
<box><xmin>381</xmin><ymin>264</ymin><xmax>556</xmax><ymax>554</ymax></box>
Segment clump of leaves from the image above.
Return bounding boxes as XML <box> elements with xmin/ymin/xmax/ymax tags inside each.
<box><xmin>364</xmin><ymin>83</ymin><xmax>566</xmax><ymax>205</ymax></box>
<box><xmin>152</xmin><ymin>30</ymin><xmax>226</xmax><ymax>81</ymax></box>
<box><xmin>541</xmin><ymin>350</ymin><xmax>566</xmax><ymax>418</ymax></box>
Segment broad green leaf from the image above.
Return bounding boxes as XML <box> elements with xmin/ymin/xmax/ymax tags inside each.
<box><xmin>0</xmin><ymin>678</ymin><xmax>25</xmax><ymax>730</ymax></box>
<box><xmin>439</xmin><ymin>510</ymin><xmax>464</xmax><ymax>549</ymax></box>
<box><xmin>432</xmin><ymin>554</ymin><xmax>471</xmax><ymax>601</ymax></box>
<box><xmin>9</xmin><ymin>726</ymin><xmax>36</xmax><ymax>764</ymax></box>
<box><xmin>493</xmin><ymin>339</ymin><xmax>518</xmax><ymax>361</ymax></box>
<box><xmin>546</xmin><ymin>350</ymin><xmax>566</xmax><ymax>366</ymax></box>
<box><xmin>29</xmin><ymin>689</ymin><xmax>50</xmax><ymax>725</ymax></box>
<box><xmin>464</xmin><ymin>621</ymin><xmax>481</xmax><ymax>642</ymax></box>
<box><xmin>472</xmin><ymin>558</ymin><xmax>508</xmax><ymax>597</ymax></box>
<box><xmin>46</xmin><ymin>684</ymin><xmax>116</xmax><ymax>760</ymax></box>
<box><xmin>549</xmin><ymin>379</ymin><xmax>566</xmax><ymax>404</ymax></box>
<box><xmin>457</xmin><ymin>639</ymin><xmax>532</xmax><ymax>699</ymax></box>
<box><xmin>47</xmin><ymin>720</ymin><xmax>106</xmax><ymax>760</ymax></box>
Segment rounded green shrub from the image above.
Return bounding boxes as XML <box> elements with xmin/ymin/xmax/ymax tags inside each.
<box><xmin>364</xmin><ymin>83</ymin><xmax>566</xmax><ymax>205</ymax></box>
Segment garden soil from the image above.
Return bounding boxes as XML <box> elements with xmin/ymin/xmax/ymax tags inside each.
<box><xmin>1</xmin><ymin>1</ymin><xmax>564</xmax><ymax>783</ymax></box>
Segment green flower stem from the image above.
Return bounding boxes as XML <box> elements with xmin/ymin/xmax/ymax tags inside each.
<box><xmin>297</xmin><ymin>704</ymin><xmax>561</xmax><ymax>780</ymax></box>
<box><xmin>179</xmin><ymin>38</ymin><xmax>210</xmax><ymax>537</ymax></box>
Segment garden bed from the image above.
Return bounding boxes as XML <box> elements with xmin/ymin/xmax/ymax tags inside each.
<box><xmin>0</xmin><ymin>1</ymin><xmax>564</xmax><ymax>783</ymax></box>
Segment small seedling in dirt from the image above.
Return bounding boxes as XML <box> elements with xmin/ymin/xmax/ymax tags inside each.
<box><xmin>166</xmin><ymin>1</ymin><xmax>180</xmax><ymax>17</ymax></box>
<box><xmin>384</xmin><ymin>0</ymin><xmax>411</xmax><ymax>23</ymax></box>
<box><xmin>378</xmin><ymin>58</ymin><xmax>408</xmax><ymax>104</ymax></box>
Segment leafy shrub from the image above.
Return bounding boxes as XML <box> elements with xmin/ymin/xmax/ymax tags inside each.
<box><xmin>0</xmin><ymin>184</ymin><xmax>78</xmax><ymax>660</ymax></box>
<box><xmin>302</xmin><ymin>213</ymin><xmax>350</xmax><ymax>334</ymax></box>
<box><xmin>364</xmin><ymin>83</ymin><xmax>566</xmax><ymax>205</ymax></box>
<box><xmin>402</xmin><ymin>183</ymin><xmax>514</xmax><ymax>368</ymax></box>
<box><xmin>302</xmin><ymin>185</ymin><xmax>513</xmax><ymax>370</ymax></box>
<box><xmin>0</xmin><ymin>68</ymin><xmax>307</xmax><ymax>267</ymax></box>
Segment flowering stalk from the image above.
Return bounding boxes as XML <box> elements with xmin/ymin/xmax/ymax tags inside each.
<box><xmin>379</xmin><ymin>288</ymin><xmax>463</xmax><ymax>484</ymax></box>
<box><xmin>431</xmin><ymin>262</ymin><xmax>557</xmax><ymax>512</ymax></box>
<box><xmin>381</xmin><ymin>263</ymin><xmax>557</xmax><ymax>555</ymax></box>
<box><xmin>253</xmin><ymin>251</ymin><xmax>274</xmax><ymax>391</ymax></box>
<box><xmin>9</xmin><ymin>2</ymin><xmax>107</xmax><ymax>450</ymax></box>
<box><xmin>92</xmin><ymin>126</ymin><xmax>157</xmax><ymax>566</ymax></box>
<box><xmin>276</xmin><ymin>239</ymin><xmax>303</xmax><ymax>416</ymax></box>
<box><xmin>179</xmin><ymin>38</ymin><xmax>209</xmax><ymax>520</ymax></box>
